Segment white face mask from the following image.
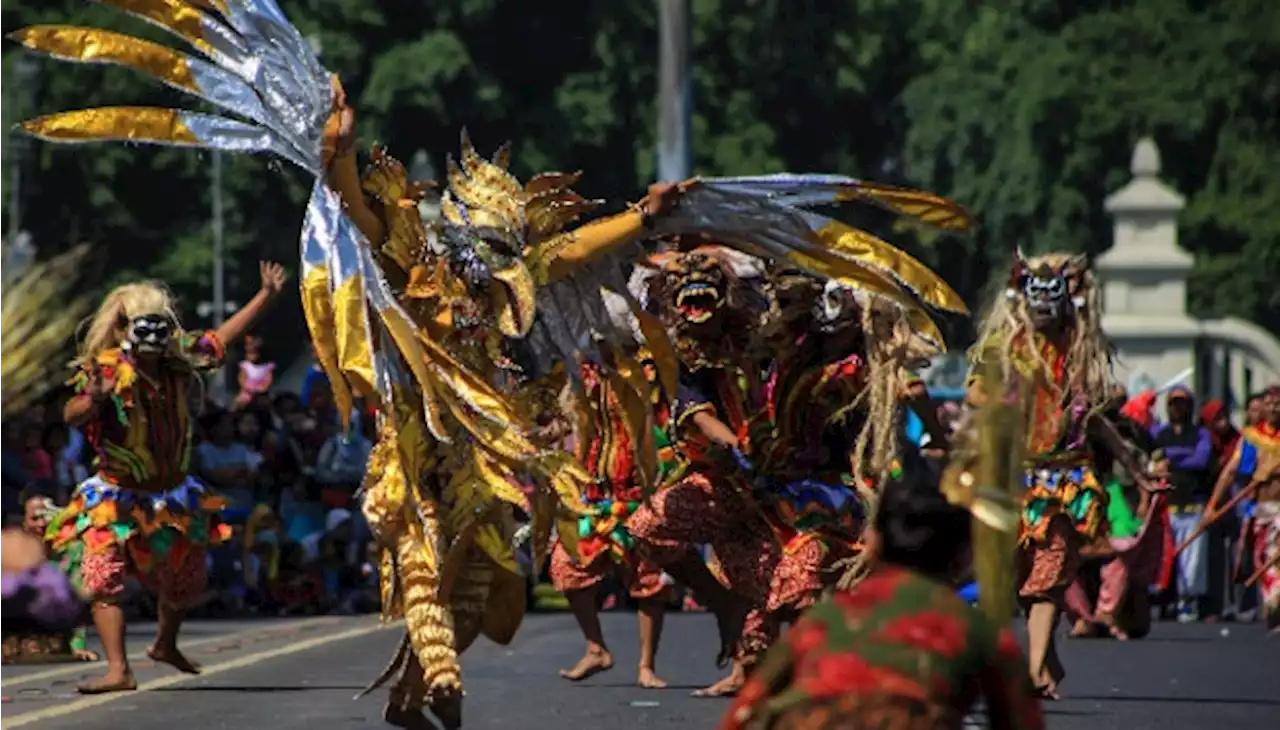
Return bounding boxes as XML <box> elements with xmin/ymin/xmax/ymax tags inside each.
<box><xmin>124</xmin><ymin>314</ymin><xmax>172</xmax><ymax>354</ymax></box>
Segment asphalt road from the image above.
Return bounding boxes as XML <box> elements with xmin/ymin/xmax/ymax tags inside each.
<box><xmin>2</xmin><ymin>613</ymin><xmax>1277</xmax><ymax>730</ymax></box>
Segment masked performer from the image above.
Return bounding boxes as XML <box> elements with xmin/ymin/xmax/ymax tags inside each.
<box><xmin>625</xmin><ymin>242</ymin><xmax>781</xmax><ymax>697</ymax></box>
<box><xmin>1206</xmin><ymin>385</ymin><xmax>1280</xmax><ymax>632</ymax></box>
<box><xmin>15</xmin><ymin>3</ymin><xmax>975</xmax><ymax>720</ymax></box>
<box><xmin>751</xmin><ymin>270</ymin><xmax>962</xmax><ymax>620</ymax></box>
<box><xmin>966</xmin><ymin>251</ymin><xmax>1153</xmax><ymax>699</ymax></box>
<box><xmin>46</xmin><ymin>264</ymin><xmax>286</xmax><ymax>693</ymax></box>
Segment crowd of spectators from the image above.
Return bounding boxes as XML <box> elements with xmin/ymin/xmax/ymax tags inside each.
<box><xmin>2</xmin><ymin>333</ymin><xmax>1271</xmax><ymax>627</ymax></box>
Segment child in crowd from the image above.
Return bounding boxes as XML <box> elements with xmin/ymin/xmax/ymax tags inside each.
<box><xmin>236</xmin><ymin>335</ymin><xmax>275</xmax><ymax>408</ymax></box>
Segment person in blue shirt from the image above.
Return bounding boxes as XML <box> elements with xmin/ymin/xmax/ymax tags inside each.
<box><xmin>1151</xmin><ymin>386</ymin><xmax>1213</xmax><ymax>622</ymax></box>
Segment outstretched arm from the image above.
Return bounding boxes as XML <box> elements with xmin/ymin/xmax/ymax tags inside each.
<box><xmin>214</xmin><ymin>262</ymin><xmax>288</xmax><ymax>348</ymax></box>
<box><xmin>544</xmin><ymin>183</ymin><xmax>686</xmax><ymax>283</ymax></box>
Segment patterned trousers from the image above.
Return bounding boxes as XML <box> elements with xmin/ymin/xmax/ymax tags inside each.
<box><xmin>628</xmin><ymin>471</ymin><xmax>780</xmax><ymax>659</ymax></box>
<box><xmin>548</xmin><ymin>539</ymin><xmax>669</xmax><ymax>600</ymax></box>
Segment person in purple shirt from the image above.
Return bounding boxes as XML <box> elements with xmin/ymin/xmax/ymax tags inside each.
<box><xmin>1151</xmin><ymin>386</ymin><xmax>1213</xmax><ymax>621</ymax></box>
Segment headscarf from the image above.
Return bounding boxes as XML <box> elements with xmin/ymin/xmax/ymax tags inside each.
<box><xmin>1120</xmin><ymin>390</ymin><xmax>1157</xmax><ymax>431</ymax></box>
<box><xmin>1199</xmin><ymin>399</ymin><xmax>1239</xmax><ymax>468</ymax></box>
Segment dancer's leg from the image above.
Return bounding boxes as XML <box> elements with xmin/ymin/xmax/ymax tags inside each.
<box><xmin>559</xmin><ymin>587</ymin><xmax>613</xmax><ymax>679</ymax></box>
<box><xmin>147</xmin><ymin>538</ymin><xmax>206</xmax><ymax>674</ymax></box>
<box><xmin>76</xmin><ymin>546</ymin><xmax>135</xmax><ymax>693</ymax></box>
<box><xmin>550</xmin><ymin>540</ymin><xmax>614</xmax><ymax>680</ymax></box>
<box><xmin>1019</xmin><ymin>517</ymin><xmax>1076</xmax><ymax>697</ymax></box>
<box><xmin>630</xmin><ymin>556</ymin><xmax>669</xmax><ymax>688</ymax></box>
<box><xmin>630</xmin><ymin>473</ymin><xmax>749</xmax><ymax>664</ymax></box>
<box><xmin>636</xmin><ymin>598</ymin><xmax>667</xmax><ymax>688</ymax></box>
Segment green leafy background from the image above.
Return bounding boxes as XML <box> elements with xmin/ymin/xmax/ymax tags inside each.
<box><xmin>3</xmin><ymin>0</ymin><xmax>1278</xmax><ymax>363</ymax></box>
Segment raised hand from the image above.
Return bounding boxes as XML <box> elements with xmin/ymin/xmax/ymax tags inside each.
<box><xmin>259</xmin><ymin>261</ymin><xmax>289</xmax><ymax>297</ymax></box>
<box><xmin>640</xmin><ymin>179</ymin><xmax>696</xmax><ymax>218</ymax></box>
<box><xmin>322</xmin><ymin>75</ymin><xmax>357</xmax><ymax>168</ymax></box>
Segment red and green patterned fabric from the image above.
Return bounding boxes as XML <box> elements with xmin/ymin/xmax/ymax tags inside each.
<box><xmin>721</xmin><ymin>565</ymin><xmax>1046</xmax><ymax>730</ymax></box>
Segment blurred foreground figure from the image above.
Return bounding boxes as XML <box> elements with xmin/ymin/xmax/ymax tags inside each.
<box><xmin>2</xmin><ymin>529</ymin><xmax>86</xmax><ymax>634</ymax></box>
<box><xmin>718</xmin><ymin>478</ymin><xmax>1045</xmax><ymax>730</ymax></box>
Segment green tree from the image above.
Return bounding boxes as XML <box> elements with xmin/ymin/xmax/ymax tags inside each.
<box><xmin>901</xmin><ymin>0</ymin><xmax>1280</xmax><ymax>330</ymax></box>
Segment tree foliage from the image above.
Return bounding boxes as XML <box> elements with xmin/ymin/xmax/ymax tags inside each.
<box><xmin>2</xmin><ymin>0</ymin><xmax>1277</xmax><ymax>362</ymax></box>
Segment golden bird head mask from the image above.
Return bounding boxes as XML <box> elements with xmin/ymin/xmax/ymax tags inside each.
<box><xmin>437</xmin><ymin>131</ymin><xmax>603</xmax><ymax>338</ymax></box>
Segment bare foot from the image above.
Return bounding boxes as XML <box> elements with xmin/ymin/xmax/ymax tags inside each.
<box><xmin>559</xmin><ymin>649</ymin><xmax>614</xmax><ymax>681</ymax></box>
<box><xmin>147</xmin><ymin>644</ymin><xmax>202</xmax><ymax>674</ymax></box>
<box><xmin>693</xmin><ymin>666</ymin><xmax>744</xmax><ymax>697</ymax></box>
<box><xmin>712</xmin><ymin>598</ymin><xmax>748</xmax><ymax>669</ymax></box>
<box><xmin>1033</xmin><ymin>684</ymin><xmax>1061</xmax><ymax>701</ymax></box>
<box><xmin>637</xmin><ymin>666</ymin><xmax>668</xmax><ymax>689</ymax></box>
<box><xmin>77</xmin><ymin>669</ymin><xmax>137</xmax><ymax>694</ymax></box>
<box><xmin>73</xmin><ymin>648</ymin><xmax>100</xmax><ymax>662</ymax></box>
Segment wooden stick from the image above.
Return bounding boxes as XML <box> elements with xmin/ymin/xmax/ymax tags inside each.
<box><xmin>1172</xmin><ymin>482</ymin><xmax>1258</xmax><ymax>558</ymax></box>
<box><xmin>1245</xmin><ymin>546</ymin><xmax>1280</xmax><ymax>587</ymax></box>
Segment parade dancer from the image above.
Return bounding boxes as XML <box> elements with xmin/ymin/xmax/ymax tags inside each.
<box><xmin>966</xmin><ymin>251</ymin><xmax>1153</xmax><ymax>699</ymax></box>
<box><xmin>1205</xmin><ymin>386</ymin><xmax>1280</xmax><ymax>631</ymax></box>
<box><xmin>551</xmin><ymin>349</ymin><xmax>676</xmax><ymax>688</ymax></box>
<box><xmin>627</xmin><ymin>243</ymin><xmax>780</xmax><ymax>697</ymax></box>
<box><xmin>51</xmin><ymin>264</ymin><xmax>286</xmax><ymax>693</ymax></box>
<box><xmin>750</xmin><ymin>269</ymin><xmax>963</xmax><ymax>629</ymax></box>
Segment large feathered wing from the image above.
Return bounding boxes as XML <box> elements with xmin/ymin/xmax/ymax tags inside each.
<box><xmin>1</xmin><ymin>245</ymin><xmax>92</xmax><ymax>420</ymax></box>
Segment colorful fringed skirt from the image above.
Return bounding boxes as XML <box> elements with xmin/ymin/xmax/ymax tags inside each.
<box><xmin>1018</xmin><ymin>460</ymin><xmax>1108</xmax><ymax>598</ymax></box>
<box><xmin>47</xmin><ymin>475</ymin><xmax>232</xmax><ymax>606</ymax></box>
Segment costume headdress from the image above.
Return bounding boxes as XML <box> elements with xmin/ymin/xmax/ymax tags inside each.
<box><xmin>975</xmin><ymin>249</ymin><xmax>1112</xmax><ymax>405</ymax></box>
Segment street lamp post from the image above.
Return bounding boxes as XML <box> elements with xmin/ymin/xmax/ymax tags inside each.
<box><xmin>656</xmin><ymin>0</ymin><xmax>692</xmax><ymax>184</ymax></box>
<box><xmin>7</xmin><ymin>55</ymin><xmax>41</xmax><ymax>243</ymax></box>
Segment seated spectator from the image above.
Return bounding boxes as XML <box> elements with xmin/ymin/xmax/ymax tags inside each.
<box><xmin>270</xmin><ymin>542</ymin><xmax>325</xmax><ymax>615</ymax></box>
<box><xmin>196</xmin><ymin>410</ymin><xmax>262</xmax><ymax>518</ymax></box>
<box><xmin>243</xmin><ymin>505</ymin><xmax>284</xmax><ymax>610</ymax></box>
<box><xmin>2</xmin><ymin>421</ymin><xmax>32</xmax><ymax>516</ymax></box>
<box><xmin>281</xmin><ymin>478</ymin><xmax>327</xmax><ymax>545</ymax></box>
<box><xmin>20</xmin><ymin>425</ymin><xmax>54</xmax><ymax>494</ymax></box>
<box><xmin>300</xmin><ymin>345</ymin><xmax>330</xmax><ymax>411</ymax></box>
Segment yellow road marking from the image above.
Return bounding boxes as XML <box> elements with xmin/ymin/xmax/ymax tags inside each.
<box><xmin>2</xmin><ymin>619</ymin><xmax>396</xmax><ymax>728</ymax></box>
<box><xmin>1</xmin><ymin>617</ymin><xmax>342</xmax><ymax>687</ymax></box>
